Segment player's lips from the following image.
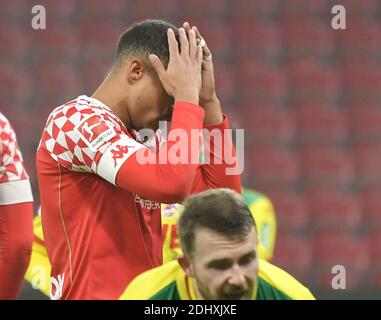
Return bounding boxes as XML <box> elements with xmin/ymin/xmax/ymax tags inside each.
<box><xmin>222</xmin><ymin>291</ymin><xmax>247</xmax><ymax>300</ymax></box>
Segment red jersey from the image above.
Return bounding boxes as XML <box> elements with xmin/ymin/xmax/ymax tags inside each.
<box><xmin>37</xmin><ymin>95</ymin><xmax>241</xmax><ymax>300</ymax></box>
<box><xmin>0</xmin><ymin>112</ymin><xmax>32</xmax><ymax>196</ymax></box>
<box><xmin>0</xmin><ymin>112</ymin><xmax>33</xmax><ymax>299</ymax></box>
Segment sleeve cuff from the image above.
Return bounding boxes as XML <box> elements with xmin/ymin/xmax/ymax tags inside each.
<box><xmin>203</xmin><ymin>114</ymin><xmax>229</xmax><ymax>131</ymax></box>
<box><xmin>0</xmin><ymin>179</ymin><xmax>34</xmax><ymax>205</ymax></box>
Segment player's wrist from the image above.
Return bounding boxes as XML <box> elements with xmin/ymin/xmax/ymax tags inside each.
<box><xmin>201</xmin><ymin>93</ymin><xmax>219</xmax><ymax>109</ymax></box>
<box><xmin>174</xmin><ymin>91</ymin><xmax>199</xmax><ymax>106</ymax></box>
<box><xmin>202</xmin><ymin>95</ymin><xmax>223</xmax><ymax>126</ymax></box>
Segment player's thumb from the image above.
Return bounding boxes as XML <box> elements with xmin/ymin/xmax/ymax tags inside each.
<box><xmin>148</xmin><ymin>54</ymin><xmax>165</xmax><ymax>78</ymax></box>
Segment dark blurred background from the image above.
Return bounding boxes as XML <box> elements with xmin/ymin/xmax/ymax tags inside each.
<box><xmin>1</xmin><ymin>0</ymin><xmax>380</xmax><ymax>299</ymax></box>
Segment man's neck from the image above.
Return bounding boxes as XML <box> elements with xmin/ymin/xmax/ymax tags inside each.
<box><xmin>92</xmin><ymin>73</ymin><xmax>132</xmax><ymax>129</ymax></box>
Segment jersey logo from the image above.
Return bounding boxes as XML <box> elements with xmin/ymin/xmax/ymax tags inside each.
<box><xmin>78</xmin><ymin>115</ymin><xmax>116</xmax><ymax>151</ymax></box>
<box><xmin>111</xmin><ymin>144</ymin><xmax>130</xmax><ymax>166</ymax></box>
<box><xmin>134</xmin><ymin>194</ymin><xmax>160</xmax><ymax>210</ymax></box>
<box><xmin>50</xmin><ymin>273</ymin><xmax>65</xmax><ymax>300</ymax></box>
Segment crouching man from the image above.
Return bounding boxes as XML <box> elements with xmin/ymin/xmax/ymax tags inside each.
<box><xmin>120</xmin><ymin>188</ymin><xmax>315</xmax><ymax>300</ymax></box>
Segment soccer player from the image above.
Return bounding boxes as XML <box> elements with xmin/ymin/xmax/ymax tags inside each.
<box><xmin>242</xmin><ymin>188</ymin><xmax>277</xmax><ymax>262</ymax></box>
<box><xmin>161</xmin><ymin>187</ymin><xmax>277</xmax><ymax>263</ymax></box>
<box><xmin>36</xmin><ymin>20</ymin><xmax>241</xmax><ymax>299</ymax></box>
<box><xmin>120</xmin><ymin>189</ymin><xmax>314</xmax><ymax>300</ymax></box>
<box><xmin>0</xmin><ymin>112</ymin><xmax>34</xmax><ymax>299</ymax></box>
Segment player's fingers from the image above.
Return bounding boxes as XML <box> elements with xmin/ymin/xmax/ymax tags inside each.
<box><xmin>188</xmin><ymin>29</ymin><xmax>197</xmax><ymax>60</ymax></box>
<box><xmin>193</xmin><ymin>26</ymin><xmax>203</xmax><ymax>42</ymax></box>
<box><xmin>193</xmin><ymin>26</ymin><xmax>212</xmax><ymax>58</ymax></box>
<box><xmin>183</xmin><ymin>21</ymin><xmax>191</xmax><ymax>33</ymax></box>
<box><xmin>178</xmin><ymin>27</ymin><xmax>189</xmax><ymax>58</ymax></box>
<box><xmin>184</xmin><ymin>22</ymin><xmax>199</xmax><ymax>60</ymax></box>
<box><xmin>148</xmin><ymin>54</ymin><xmax>166</xmax><ymax>79</ymax></box>
<box><xmin>196</xmin><ymin>43</ymin><xmax>203</xmax><ymax>66</ymax></box>
<box><xmin>167</xmin><ymin>28</ymin><xmax>179</xmax><ymax>60</ymax></box>
<box><xmin>193</xmin><ymin>26</ymin><xmax>202</xmax><ymax>42</ymax></box>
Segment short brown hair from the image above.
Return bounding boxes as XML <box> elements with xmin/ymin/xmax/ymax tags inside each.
<box><xmin>178</xmin><ymin>188</ymin><xmax>256</xmax><ymax>258</ymax></box>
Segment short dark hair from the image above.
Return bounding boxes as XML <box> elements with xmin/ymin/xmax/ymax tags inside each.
<box><xmin>114</xmin><ymin>19</ymin><xmax>179</xmax><ymax>70</ymax></box>
<box><xmin>178</xmin><ymin>188</ymin><xmax>256</xmax><ymax>258</ymax></box>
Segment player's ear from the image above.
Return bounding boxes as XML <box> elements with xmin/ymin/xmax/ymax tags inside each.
<box><xmin>177</xmin><ymin>255</ymin><xmax>194</xmax><ymax>277</ymax></box>
<box><xmin>127</xmin><ymin>59</ymin><xmax>145</xmax><ymax>84</ymax></box>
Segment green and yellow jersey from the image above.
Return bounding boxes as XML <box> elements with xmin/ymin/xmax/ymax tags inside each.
<box><xmin>24</xmin><ymin>213</ymin><xmax>51</xmax><ymax>297</ymax></box>
<box><xmin>161</xmin><ymin>204</ymin><xmax>183</xmax><ymax>263</ymax></box>
<box><xmin>161</xmin><ymin>188</ymin><xmax>277</xmax><ymax>264</ymax></box>
<box><xmin>119</xmin><ymin>259</ymin><xmax>315</xmax><ymax>300</ymax></box>
<box><xmin>242</xmin><ymin>188</ymin><xmax>277</xmax><ymax>262</ymax></box>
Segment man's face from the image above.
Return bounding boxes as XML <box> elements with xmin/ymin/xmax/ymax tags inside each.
<box><xmin>187</xmin><ymin>227</ymin><xmax>259</xmax><ymax>300</ymax></box>
<box><xmin>130</xmin><ymin>67</ymin><xmax>173</xmax><ymax>132</ymax></box>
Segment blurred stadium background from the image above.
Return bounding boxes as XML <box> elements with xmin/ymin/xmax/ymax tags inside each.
<box><xmin>1</xmin><ymin>0</ymin><xmax>380</xmax><ymax>299</ymax></box>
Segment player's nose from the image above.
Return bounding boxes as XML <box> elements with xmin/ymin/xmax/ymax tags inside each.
<box><xmin>227</xmin><ymin>264</ymin><xmax>246</xmax><ymax>286</ymax></box>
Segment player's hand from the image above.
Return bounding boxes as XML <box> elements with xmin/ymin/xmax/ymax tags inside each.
<box><xmin>148</xmin><ymin>28</ymin><xmax>203</xmax><ymax>105</ymax></box>
<box><xmin>183</xmin><ymin>22</ymin><xmax>218</xmax><ymax>107</ymax></box>
<box><xmin>183</xmin><ymin>22</ymin><xmax>223</xmax><ymax>125</ymax></box>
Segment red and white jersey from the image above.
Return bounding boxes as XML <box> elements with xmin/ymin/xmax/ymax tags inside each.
<box><xmin>40</xmin><ymin>96</ymin><xmax>144</xmax><ymax>180</ymax></box>
<box><xmin>37</xmin><ymin>94</ymin><xmax>240</xmax><ymax>300</ymax></box>
<box><xmin>37</xmin><ymin>95</ymin><xmax>205</xmax><ymax>299</ymax></box>
<box><xmin>0</xmin><ymin>112</ymin><xmax>33</xmax><ymax>299</ymax></box>
<box><xmin>0</xmin><ymin>112</ymin><xmax>33</xmax><ymax>205</ymax></box>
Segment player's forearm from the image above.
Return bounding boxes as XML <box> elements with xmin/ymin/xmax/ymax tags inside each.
<box><xmin>116</xmin><ymin>101</ymin><xmax>206</xmax><ymax>203</ymax></box>
<box><xmin>191</xmin><ymin>115</ymin><xmax>242</xmax><ymax>194</ymax></box>
<box><xmin>201</xmin><ymin>95</ymin><xmax>223</xmax><ymax>126</ymax></box>
<box><xmin>0</xmin><ymin>202</ymin><xmax>33</xmax><ymax>299</ymax></box>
